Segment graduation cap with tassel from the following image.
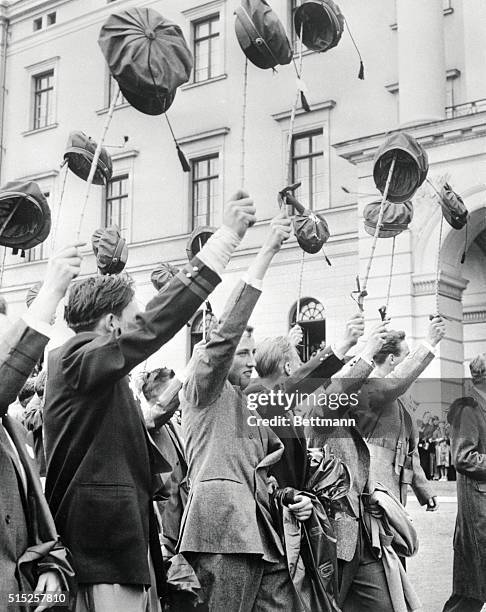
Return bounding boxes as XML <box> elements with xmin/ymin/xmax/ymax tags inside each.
<box><xmin>294</xmin><ymin>0</ymin><xmax>365</xmax><ymax>79</ymax></box>
<box><xmin>98</xmin><ymin>7</ymin><xmax>193</xmax><ymax>172</ymax></box>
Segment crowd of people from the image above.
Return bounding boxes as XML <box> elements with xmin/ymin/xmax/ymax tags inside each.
<box><xmin>0</xmin><ymin>192</ymin><xmax>485</xmax><ymax>612</ymax></box>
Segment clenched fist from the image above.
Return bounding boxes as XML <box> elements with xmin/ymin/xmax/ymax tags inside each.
<box><xmin>427</xmin><ymin>315</ymin><xmax>446</xmax><ymax>347</ymax></box>
<box><xmin>264</xmin><ymin>212</ymin><xmax>292</xmax><ymax>253</ymax></box>
<box><xmin>223</xmin><ymin>190</ymin><xmax>257</xmax><ymax>239</ymax></box>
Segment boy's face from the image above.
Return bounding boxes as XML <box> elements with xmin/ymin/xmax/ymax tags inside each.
<box><xmin>228</xmin><ymin>333</ymin><xmax>256</xmax><ymax>390</ymax></box>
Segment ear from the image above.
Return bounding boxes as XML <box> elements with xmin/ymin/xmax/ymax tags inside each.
<box><xmin>105</xmin><ymin>313</ymin><xmax>119</xmax><ymax>333</ymax></box>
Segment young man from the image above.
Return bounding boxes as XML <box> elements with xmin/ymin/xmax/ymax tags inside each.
<box><xmin>43</xmin><ymin>193</ymin><xmax>256</xmax><ymax>612</ymax></box>
<box><xmin>358</xmin><ymin>319</ymin><xmax>445</xmax><ymax>509</ymax></box>
<box><xmin>442</xmin><ymin>354</ymin><xmax>486</xmax><ymax>612</ymax></box>
<box><xmin>308</xmin><ymin>317</ymin><xmax>445</xmax><ymax>612</ymax></box>
<box><xmin>179</xmin><ymin>213</ymin><xmax>310</xmax><ymax>611</ymax></box>
<box><xmin>248</xmin><ymin>322</ymin><xmax>389</xmax><ymax>490</ymax></box>
<box><xmin>0</xmin><ymin>244</ymin><xmax>82</xmax><ymax>612</ymax></box>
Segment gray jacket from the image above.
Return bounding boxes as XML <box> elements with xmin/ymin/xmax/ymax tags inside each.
<box><xmin>179</xmin><ymin>281</ymin><xmax>285</xmax><ymax>562</ymax></box>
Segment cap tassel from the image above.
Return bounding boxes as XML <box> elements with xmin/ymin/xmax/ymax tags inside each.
<box><xmin>345</xmin><ymin>19</ymin><xmax>365</xmax><ymax>80</ymax></box>
<box><xmin>358</xmin><ymin>60</ymin><xmax>365</xmax><ymax>81</ymax></box>
<box><xmin>323</xmin><ymin>250</ymin><xmax>332</xmax><ymax>266</ymax></box>
<box><xmin>300</xmin><ymin>91</ymin><xmax>311</xmax><ymax>112</ymax></box>
<box><xmin>461</xmin><ymin>222</ymin><xmax>468</xmax><ymax>264</ymax></box>
<box><xmin>176</xmin><ymin>144</ymin><xmax>191</xmax><ymax>173</ymax></box>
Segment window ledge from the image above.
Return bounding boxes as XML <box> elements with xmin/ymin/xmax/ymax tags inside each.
<box><xmin>181</xmin><ymin>73</ymin><xmax>227</xmax><ymax>91</ymax></box>
<box><xmin>96</xmin><ymin>102</ymin><xmax>131</xmax><ymax>116</ymax></box>
<box><xmin>22</xmin><ymin>123</ymin><xmax>58</xmax><ymax>137</ymax></box>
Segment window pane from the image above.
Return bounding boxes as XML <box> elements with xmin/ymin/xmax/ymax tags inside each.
<box><xmin>105</xmin><ymin>175</ymin><xmax>129</xmax><ymax>234</ymax></box>
<box><xmin>191</xmin><ymin>155</ymin><xmax>219</xmax><ymax>229</ymax></box>
<box><xmin>193</xmin><ymin>15</ymin><xmax>220</xmax><ymax>83</ymax></box>
<box><xmin>292</xmin><ymin>131</ymin><xmax>324</xmax><ymax>210</ymax></box>
<box><xmin>195</xmin><ymin>20</ymin><xmax>209</xmax><ymax>39</ymax></box>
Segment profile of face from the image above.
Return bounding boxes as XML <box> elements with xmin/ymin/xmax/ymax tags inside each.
<box><xmin>283</xmin><ymin>346</ymin><xmax>302</xmax><ymax>377</ymax></box>
<box><xmin>105</xmin><ymin>298</ymin><xmax>142</xmax><ymax>335</ymax></box>
<box><xmin>387</xmin><ymin>340</ymin><xmax>410</xmax><ymax>371</ymax></box>
<box><xmin>228</xmin><ymin>333</ymin><xmax>256</xmax><ymax>390</ymax></box>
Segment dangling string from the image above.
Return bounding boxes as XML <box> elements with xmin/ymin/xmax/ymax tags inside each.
<box><xmin>51</xmin><ymin>161</ymin><xmax>69</xmax><ymax>252</ymax></box>
<box><xmin>296</xmin><ymin>250</ymin><xmax>305</xmax><ymax>322</ymax></box>
<box><xmin>461</xmin><ymin>222</ymin><xmax>467</xmax><ymax>264</ymax></box>
<box><xmin>77</xmin><ymin>84</ymin><xmax>120</xmax><ymax>240</ymax></box>
<box><xmin>240</xmin><ymin>57</ymin><xmax>249</xmax><ymax>187</ymax></box>
<box><xmin>147</xmin><ymin>40</ymin><xmax>190</xmax><ymax>173</ymax></box>
<box><xmin>357</xmin><ymin>154</ymin><xmax>397</xmax><ymax>311</ymax></box>
<box><xmin>434</xmin><ymin>214</ymin><xmax>445</xmax><ymax>316</ymax></box>
<box><xmin>284</xmin><ymin>23</ymin><xmax>306</xmax><ymax>216</ymax></box>
<box><xmin>344</xmin><ymin>18</ymin><xmax>365</xmax><ymax>79</ymax></box>
<box><xmin>0</xmin><ymin>247</ymin><xmax>6</xmax><ymax>288</ymax></box>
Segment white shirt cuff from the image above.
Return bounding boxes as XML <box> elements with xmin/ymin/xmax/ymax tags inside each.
<box><xmin>242</xmin><ymin>274</ymin><xmax>263</xmax><ymax>291</ymax></box>
<box><xmin>22</xmin><ymin>314</ymin><xmax>52</xmax><ymax>339</ymax></box>
<box><xmin>197</xmin><ymin>226</ymin><xmax>241</xmax><ymax>277</ymax></box>
<box><xmin>421</xmin><ymin>340</ymin><xmax>436</xmax><ymax>355</ymax></box>
<box><xmin>331</xmin><ymin>344</ymin><xmax>345</xmax><ymax>361</ymax></box>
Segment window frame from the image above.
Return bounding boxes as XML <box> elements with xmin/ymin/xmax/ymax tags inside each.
<box><xmin>291</xmin><ymin>129</ymin><xmax>325</xmax><ymax>211</ymax></box>
<box><xmin>192</xmin><ymin>13</ymin><xmax>221</xmax><ymax>84</ymax></box>
<box><xmin>32</xmin><ymin>69</ymin><xmax>55</xmax><ymax>131</ymax></box>
<box><xmin>190</xmin><ymin>154</ymin><xmax>220</xmax><ymax>230</ymax></box>
<box><xmin>104</xmin><ymin>174</ymin><xmax>130</xmax><ymax>236</ymax></box>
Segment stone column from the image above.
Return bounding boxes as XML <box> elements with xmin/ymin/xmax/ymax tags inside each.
<box><xmin>397</xmin><ymin>0</ymin><xmax>446</xmax><ymax>126</ymax></box>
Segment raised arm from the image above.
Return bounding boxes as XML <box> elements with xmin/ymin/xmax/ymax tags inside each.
<box><xmin>184</xmin><ymin>213</ymin><xmax>292</xmax><ymax>407</ymax></box>
<box><xmin>305</xmin><ymin>320</ymin><xmax>389</xmax><ymax>419</ymax></box>
<box><xmin>0</xmin><ymin>244</ymin><xmax>83</xmax><ymax>416</ymax></box>
<box><xmin>368</xmin><ymin>316</ymin><xmax>445</xmax><ymax>405</ymax></box>
<box><xmin>62</xmin><ymin>194</ymin><xmax>257</xmax><ymax>391</ymax></box>
<box><xmin>279</xmin><ymin>313</ymin><xmax>367</xmax><ymax>406</ymax></box>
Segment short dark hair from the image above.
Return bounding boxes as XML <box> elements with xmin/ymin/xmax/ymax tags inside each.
<box><xmin>142</xmin><ymin>367</ymin><xmax>175</xmax><ymax>402</ymax></box>
<box><xmin>65</xmin><ymin>274</ymin><xmax>135</xmax><ymax>332</ymax></box>
<box><xmin>0</xmin><ymin>295</ymin><xmax>7</xmax><ymax>315</ymax></box>
<box><xmin>373</xmin><ymin>330</ymin><xmax>406</xmax><ymax>365</ymax></box>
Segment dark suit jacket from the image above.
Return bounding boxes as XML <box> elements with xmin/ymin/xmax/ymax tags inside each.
<box><xmin>0</xmin><ymin>320</ymin><xmax>74</xmax><ymax>605</ymax></box>
<box><xmin>179</xmin><ymin>281</ymin><xmax>285</xmax><ymax>562</ymax></box>
<box><xmin>244</xmin><ymin>347</ymin><xmax>345</xmax><ymax>490</ymax></box>
<box><xmin>448</xmin><ymin>388</ymin><xmax>486</xmax><ymax>600</ymax></box>
<box><xmin>43</xmin><ymin>258</ymin><xmax>220</xmax><ymax>586</ymax></box>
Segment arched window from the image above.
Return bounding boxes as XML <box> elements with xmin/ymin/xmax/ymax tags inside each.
<box><xmin>189</xmin><ymin>307</ymin><xmax>218</xmax><ymax>356</ymax></box>
<box><xmin>289</xmin><ymin>297</ymin><xmax>326</xmax><ymax>362</ymax></box>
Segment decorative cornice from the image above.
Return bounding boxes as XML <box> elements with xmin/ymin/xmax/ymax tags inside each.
<box><xmin>17</xmin><ymin>168</ymin><xmax>59</xmax><ymax>181</ymax></box>
<box><xmin>463</xmin><ymin>308</ymin><xmax>486</xmax><ymax>324</ymax></box>
<box><xmin>333</xmin><ymin>111</ymin><xmax>486</xmax><ymax>164</ymax></box>
<box><xmin>178</xmin><ymin>127</ymin><xmax>230</xmax><ymax>146</ymax></box>
<box><xmin>412</xmin><ymin>273</ymin><xmax>469</xmax><ymax>301</ymax></box>
<box><xmin>111</xmin><ymin>148</ymin><xmax>139</xmax><ymax>162</ymax></box>
<box><xmin>272</xmin><ymin>100</ymin><xmax>336</xmax><ymax>123</ymax></box>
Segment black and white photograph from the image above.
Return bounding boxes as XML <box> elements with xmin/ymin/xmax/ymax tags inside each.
<box><xmin>0</xmin><ymin>0</ymin><xmax>485</xmax><ymax>611</ymax></box>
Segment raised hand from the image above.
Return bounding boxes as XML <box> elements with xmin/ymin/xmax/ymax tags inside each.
<box><xmin>264</xmin><ymin>212</ymin><xmax>292</xmax><ymax>253</ymax></box>
<box><xmin>223</xmin><ymin>190</ymin><xmax>257</xmax><ymax>239</ymax></box>
<box><xmin>427</xmin><ymin>315</ymin><xmax>446</xmax><ymax>347</ymax></box>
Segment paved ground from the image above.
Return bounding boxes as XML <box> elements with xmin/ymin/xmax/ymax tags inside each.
<box><xmin>407</xmin><ymin>481</ymin><xmax>485</xmax><ymax>612</ymax></box>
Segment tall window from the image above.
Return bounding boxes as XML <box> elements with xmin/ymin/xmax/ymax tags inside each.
<box><xmin>105</xmin><ymin>175</ymin><xmax>129</xmax><ymax>234</ymax></box>
<box><xmin>290</xmin><ymin>297</ymin><xmax>326</xmax><ymax>362</ymax></box>
<box><xmin>33</xmin><ymin>70</ymin><xmax>54</xmax><ymax>130</ymax></box>
<box><xmin>191</xmin><ymin>155</ymin><xmax>219</xmax><ymax>229</ymax></box>
<box><xmin>193</xmin><ymin>15</ymin><xmax>221</xmax><ymax>83</ymax></box>
<box><xmin>291</xmin><ymin>130</ymin><xmax>325</xmax><ymax>210</ymax></box>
